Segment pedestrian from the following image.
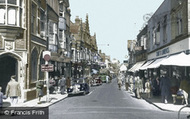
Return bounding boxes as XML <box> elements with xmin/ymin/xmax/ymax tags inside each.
<box><xmin>106</xmin><ymin>75</ymin><xmax>109</xmax><ymax>83</ymax></box>
<box><xmin>179</xmin><ymin>77</ymin><xmax>190</xmax><ymax>105</ymax></box>
<box><xmin>145</xmin><ymin>79</ymin><xmax>151</xmax><ymax>99</ymax></box>
<box><xmin>36</xmin><ymin>80</ymin><xmax>44</xmax><ymax>104</ymax></box>
<box><xmin>49</xmin><ymin>77</ymin><xmax>55</xmax><ymax>94</ymax></box>
<box><xmin>66</xmin><ymin>77</ymin><xmax>71</xmax><ymax>93</ymax></box>
<box><xmin>135</xmin><ymin>77</ymin><xmax>143</xmax><ymax>99</ymax></box>
<box><xmin>5</xmin><ymin>75</ymin><xmax>21</xmax><ymax>106</ymax></box>
<box><xmin>59</xmin><ymin>76</ymin><xmax>66</xmax><ymax>94</ymax></box>
<box><xmin>160</xmin><ymin>75</ymin><xmax>171</xmax><ymax>103</ymax></box>
<box><xmin>118</xmin><ymin>77</ymin><xmax>122</xmax><ymax>90</ymax></box>
<box><xmin>152</xmin><ymin>76</ymin><xmax>160</xmax><ymax>96</ymax></box>
<box><xmin>125</xmin><ymin>75</ymin><xmax>129</xmax><ymax>91</ymax></box>
<box><xmin>129</xmin><ymin>75</ymin><xmax>134</xmax><ymax>93</ymax></box>
<box><xmin>0</xmin><ymin>86</ymin><xmax>6</xmax><ymax>108</ymax></box>
<box><xmin>54</xmin><ymin>76</ymin><xmax>59</xmax><ymax>93</ymax></box>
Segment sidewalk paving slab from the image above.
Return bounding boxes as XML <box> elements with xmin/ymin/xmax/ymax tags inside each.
<box><xmin>3</xmin><ymin>93</ymin><xmax>68</xmax><ymax>107</ymax></box>
<box><xmin>123</xmin><ymin>85</ymin><xmax>190</xmax><ymax>113</ymax></box>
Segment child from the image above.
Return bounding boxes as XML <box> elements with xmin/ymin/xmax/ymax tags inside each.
<box><xmin>0</xmin><ymin>86</ymin><xmax>6</xmax><ymax>107</ymax></box>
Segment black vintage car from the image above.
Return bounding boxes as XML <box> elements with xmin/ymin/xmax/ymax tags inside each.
<box><xmin>67</xmin><ymin>78</ymin><xmax>90</xmax><ymax>96</ymax></box>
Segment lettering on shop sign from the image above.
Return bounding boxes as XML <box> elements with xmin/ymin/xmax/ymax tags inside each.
<box><xmin>156</xmin><ymin>47</ymin><xmax>169</xmax><ymax>56</ymax></box>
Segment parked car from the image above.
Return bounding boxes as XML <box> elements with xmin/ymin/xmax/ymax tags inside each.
<box><xmin>91</xmin><ymin>77</ymin><xmax>102</xmax><ymax>86</ymax></box>
<box><xmin>67</xmin><ymin>78</ymin><xmax>90</xmax><ymax>96</ymax></box>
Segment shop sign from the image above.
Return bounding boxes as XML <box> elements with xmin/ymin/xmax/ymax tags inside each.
<box><xmin>135</xmin><ymin>46</ymin><xmax>142</xmax><ymax>51</ymax></box>
<box><xmin>41</xmin><ymin>64</ymin><xmax>54</xmax><ymax>72</ymax></box>
<box><xmin>156</xmin><ymin>47</ymin><xmax>169</xmax><ymax>57</ymax></box>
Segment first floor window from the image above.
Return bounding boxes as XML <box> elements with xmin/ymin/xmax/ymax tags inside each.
<box><xmin>0</xmin><ymin>8</ymin><xmax>5</xmax><ymax>24</ymax></box>
<box><xmin>0</xmin><ymin>0</ymin><xmax>23</xmax><ymax>26</ymax></box>
<box><xmin>8</xmin><ymin>8</ymin><xmax>16</xmax><ymax>25</ymax></box>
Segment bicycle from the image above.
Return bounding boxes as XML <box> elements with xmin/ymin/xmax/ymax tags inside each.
<box><xmin>178</xmin><ymin>104</ymin><xmax>190</xmax><ymax>119</ymax></box>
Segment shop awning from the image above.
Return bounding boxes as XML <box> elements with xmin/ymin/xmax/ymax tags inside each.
<box><xmin>92</xmin><ymin>69</ymin><xmax>98</xmax><ymax>74</ymax></box>
<box><xmin>120</xmin><ymin>64</ymin><xmax>127</xmax><ymax>71</ymax></box>
<box><xmin>128</xmin><ymin>61</ymin><xmax>145</xmax><ymax>72</ymax></box>
<box><xmin>139</xmin><ymin>60</ymin><xmax>154</xmax><ymax>70</ymax></box>
<box><xmin>160</xmin><ymin>52</ymin><xmax>190</xmax><ymax>66</ymax></box>
<box><xmin>146</xmin><ymin>57</ymin><xmax>168</xmax><ymax>69</ymax></box>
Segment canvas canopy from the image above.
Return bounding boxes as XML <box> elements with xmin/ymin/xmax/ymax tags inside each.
<box><xmin>160</xmin><ymin>52</ymin><xmax>190</xmax><ymax>66</ymax></box>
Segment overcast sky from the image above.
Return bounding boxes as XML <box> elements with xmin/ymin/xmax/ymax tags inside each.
<box><xmin>69</xmin><ymin>0</ymin><xmax>164</xmax><ymax>62</ymax></box>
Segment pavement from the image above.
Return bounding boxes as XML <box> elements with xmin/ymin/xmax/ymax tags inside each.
<box><xmin>123</xmin><ymin>86</ymin><xmax>190</xmax><ymax>113</ymax></box>
<box><xmin>140</xmin><ymin>93</ymin><xmax>190</xmax><ymax>112</ymax></box>
<box><xmin>2</xmin><ymin>93</ymin><xmax>68</xmax><ymax>107</ymax></box>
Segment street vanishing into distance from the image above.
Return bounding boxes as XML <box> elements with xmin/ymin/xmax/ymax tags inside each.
<box><xmin>49</xmin><ymin>78</ymin><xmax>188</xmax><ymax>119</ymax></box>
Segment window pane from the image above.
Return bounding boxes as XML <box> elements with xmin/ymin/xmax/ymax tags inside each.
<box><xmin>49</xmin><ymin>21</ymin><xmax>53</xmax><ymax>33</ymax></box>
<box><xmin>8</xmin><ymin>8</ymin><xmax>16</xmax><ymax>25</ymax></box>
<box><xmin>31</xmin><ymin>3</ymin><xmax>37</xmax><ymax>34</ymax></box>
<box><xmin>40</xmin><ymin>10</ymin><xmax>45</xmax><ymax>31</ymax></box>
<box><xmin>20</xmin><ymin>0</ymin><xmax>22</xmax><ymax>6</ymax></box>
<box><xmin>8</xmin><ymin>0</ymin><xmax>17</xmax><ymax>5</ymax></box>
<box><xmin>0</xmin><ymin>8</ymin><xmax>5</xmax><ymax>24</ymax></box>
<box><xmin>19</xmin><ymin>8</ymin><xmax>22</xmax><ymax>26</ymax></box>
<box><xmin>0</xmin><ymin>0</ymin><xmax>5</xmax><ymax>3</ymax></box>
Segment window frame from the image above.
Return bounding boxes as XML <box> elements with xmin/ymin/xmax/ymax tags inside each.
<box><xmin>0</xmin><ymin>0</ymin><xmax>23</xmax><ymax>26</ymax></box>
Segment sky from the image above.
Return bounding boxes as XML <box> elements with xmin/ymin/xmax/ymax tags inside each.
<box><xmin>69</xmin><ymin>0</ymin><xmax>164</xmax><ymax>63</ymax></box>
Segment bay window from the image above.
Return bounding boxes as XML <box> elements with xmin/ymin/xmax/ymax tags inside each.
<box><xmin>0</xmin><ymin>8</ymin><xmax>5</xmax><ymax>24</ymax></box>
<box><xmin>48</xmin><ymin>20</ymin><xmax>58</xmax><ymax>52</ymax></box>
<box><xmin>0</xmin><ymin>0</ymin><xmax>23</xmax><ymax>26</ymax></box>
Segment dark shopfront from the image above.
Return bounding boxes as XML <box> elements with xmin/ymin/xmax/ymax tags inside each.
<box><xmin>144</xmin><ymin>65</ymin><xmax>190</xmax><ymax>100</ymax></box>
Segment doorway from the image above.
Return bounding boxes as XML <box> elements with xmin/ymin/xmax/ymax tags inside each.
<box><xmin>0</xmin><ymin>55</ymin><xmax>17</xmax><ymax>93</ymax></box>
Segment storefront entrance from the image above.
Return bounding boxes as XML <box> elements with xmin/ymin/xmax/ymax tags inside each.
<box><xmin>0</xmin><ymin>55</ymin><xmax>17</xmax><ymax>93</ymax></box>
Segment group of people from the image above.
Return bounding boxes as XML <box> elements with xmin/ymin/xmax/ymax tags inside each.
<box><xmin>118</xmin><ymin>73</ymin><xmax>190</xmax><ymax>104</ymax></box>
<box><xmin>124</xmin><ymin>74</ymin><xmax>172</xmax><ymax>102</ymax></box>
<box><xmin>36</xmin><ymin>76</ymin><xmax>71</xmax><ymax>104</ymax></box>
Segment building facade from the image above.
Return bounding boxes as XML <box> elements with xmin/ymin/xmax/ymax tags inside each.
<box><xmin>0</xmin><ymin>0</ymin><xmax>74</xmax><ymax>101</ymax></box>
<box><xmin>70</xmin><ymin>15</ymin><xmax>99</xmax><ymax>78</ymax></box>
<box><xmin>128</xmin><ymin>0</ymin><xmax>190</xmax><ymax>88</ymax></box>
<box><xmin>0</xmin><ymin>0</ymin><xmax>27</xmax><ymax>100</ymax></box>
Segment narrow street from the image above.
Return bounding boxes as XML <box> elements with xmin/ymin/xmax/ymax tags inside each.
<box><xmin>49</xmin><ymin>78</ymin><xmax>180</xmax><ymax>119</ymax></box>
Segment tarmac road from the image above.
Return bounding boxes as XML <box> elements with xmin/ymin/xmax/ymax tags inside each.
<box><xmin>49</xmin><ymin>78</ymin><xmax>188</xmax><ymax>119</ymax></box>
